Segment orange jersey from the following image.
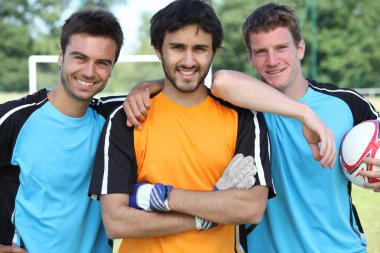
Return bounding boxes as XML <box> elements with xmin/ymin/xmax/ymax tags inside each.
<box><xmin>90</xmin><ymin>91</ymin><xmax>272</xmax><ymax>253</ymax></box>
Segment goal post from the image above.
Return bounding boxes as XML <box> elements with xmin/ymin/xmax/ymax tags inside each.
<box><xmin>28</xmin><ymin>55</ymin><xmax>213</xmax><ymax>94</ymax></box>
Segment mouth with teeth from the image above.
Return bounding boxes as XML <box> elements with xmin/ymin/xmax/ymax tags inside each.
<box><xmin>177</xmin><ymin>67</ymin><xmax>198</xmax><ymax>80</ymax></box>
<box><xmin>76</xmin><ymin>78</ymin><xmax>96</xmax><ymax>87</ymax></box>
<box><xmin>266</xmin><ymin>67</ymin><xmax>286</xmax><ymax>75</ymax></box>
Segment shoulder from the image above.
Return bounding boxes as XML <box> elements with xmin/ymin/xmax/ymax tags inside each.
<box><xmin>90</xmin><ymin>95</ymin><xmax>126</xmax><ymax>118</ymax></box>
<box><xmin>308</xmin><ymin>80</ymin><xmax>378</xmax><ymax>123</ymax></box>
<box><xmin>208</xmin><ymin>89</ymin><xmax>255</xmax><ymax>115</ymax></box>
<box><xmin>0</xmin><ymin>89</ymin><xmax>48</xmax><ymax>122</ymax></box>
<box><xmin>308</xmin><ymin>79</ymin><xmax>367</xmax><ymax>102</ymax></box>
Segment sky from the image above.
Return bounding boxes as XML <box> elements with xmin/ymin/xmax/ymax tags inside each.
<box><xmin>112</xmin><ymin>0</ymin><xmax>174</xmax><ymax>54</ymax></box>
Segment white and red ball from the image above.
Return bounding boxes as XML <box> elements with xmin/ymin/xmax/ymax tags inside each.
<box><xmin>339</xmin><ymin>119</ymin><xmax>380</xmax><ymax>187</ymax></box>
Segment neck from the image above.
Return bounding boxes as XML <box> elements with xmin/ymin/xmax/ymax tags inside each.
<box><xmin>47</xmin><ymin>85</ymin><xmax>90</xmax><ymax>118</ymax></box>
<box><xmin>162</xmin><ymin>82</ymin><xmax>208</xmax><ymax>107</ymax></box>
<box><xmin>283</xmin><ymin>77</ymin><xmax>309</xmax><ymax>100</ymax></box>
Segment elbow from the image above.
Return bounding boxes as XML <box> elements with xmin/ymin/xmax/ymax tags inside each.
<box><xmin>106</xmin><ymin>231</ymin><xmax>119</xmax><ymax>240</ymax></box>
<box><xmin>210</xmin><ymin>70</ymin><xmax>227</xmax><ymax>98</ymax></box>
<box><xmin>247</xmin><ymin>208</ymin><xmax>265</xmax><ymax>225</ymax></box>
<box><xmin>233</xmin><ymin>187</ymin><xmax>268</xmax><ymax>224</ymax></box>
<box><xmin>234</xmin><ymin>206</ymin><xmax>265</xmax><ymax>225</ymax></box>
<box><xmin>103</xmin><ymin>220</ymin><xmax>123</xmax><ymax>240</ymax></box>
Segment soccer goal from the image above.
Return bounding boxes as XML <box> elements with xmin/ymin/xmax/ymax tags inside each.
<box><xmin>28</xmin><ymin>55</ymin><xmax>213</xmax><ymax>95</ymax></box>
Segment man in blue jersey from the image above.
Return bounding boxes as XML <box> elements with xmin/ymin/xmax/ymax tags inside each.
<box><xmin>0</xmin><ymin>8</ymin><xmax>124</xmax><ymax>253</ymax></box>
<box><xmin>211</xmin><ymin>3</ymin><xmax>379</xmax><ymax>253</ymax></box>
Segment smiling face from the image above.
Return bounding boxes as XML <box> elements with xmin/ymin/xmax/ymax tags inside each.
<box><xmin>157</xmin><ymin>24</ymin><xmax>214</xmax><ymax>100</ymax></box>
<box><xmin>246</xmin><ymin>26</ymin><xmax>306</xmax><ymax>98</ymax></box>
<box><xmin>58</xmin><ymin>33</ymin><xmax>117</xmax><ymax>104</ymax></box>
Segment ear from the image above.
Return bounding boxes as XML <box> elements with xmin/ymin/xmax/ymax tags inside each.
<box><xmin>58</xmin><ymin>43</ymin><xmax>63</xmax><ymax>67</ymax></box>
<box><xmin>246</xmin><ymin>48</ymin><xmax>252</xmax><ymax>62</ymax></box>
<box><xmin>155</xmin><ymin>48</ymin><xmax>162</xmax><ymax>60</ymax></box>
<box><xmin>297</xmin><ymin>39</ymin><xmax>306</xmax><ymax>60</ymax></box>
<box><xmin>246</xmin><ymin>48</ymin><xmax>256</xmax><ymax>68</ymax></box>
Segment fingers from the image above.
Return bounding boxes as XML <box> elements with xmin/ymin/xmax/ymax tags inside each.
<box><xmin>363</xmin><ymin>157</ymin><xmax>380</xmax><ymax>166</ymax></box>
<box><xmin>216</xmin><ymin>154</ymin><xmax>254</xmax><ymax>190</ymax></box>
<box><xmin>0</xmin><ymin>245</ymin><xmax>27</xmax><ymax>253</ymax></box>
<box><xmin>362</xmin><ymin>181</ymin><xmax>380</xmax><ymax>192</ymax></box>
<box><xmin>235</xmin><ymin>174</ymin><xmax>256</xmax><ymax>189</ymax></box>
<box><xmin>359</xmin><ymin>169</ymin><xmax>380</xmax><ymax>180</ymax></box>
<box><xmin>359</xmin><ymin>169</ymin><xmax>380</xmax><ymax>192</ymax></box>
<box><xmin>319</xmin><ymin>128</ymin><xmax>336</xmax><ymax>169</ymax></box>
<box><xmin>225</xmin><ymin>154</ymin><xmax>244</xmax><ymax>172</ymax></box>
<box><xmin>306</xmin><ymin>125</ymin><xmax>336</xmax><ymax>169</ymax></box>
<box><xmin>234</xmin><ymin>155</ymin><xmax>256</xmax><ymax>189</ymax></box>
<box><xmin>123</xmin><ymin>87</ymin><xmax>151</xmax><ymax>129</ymax></box>
<box><xmin>301</xmin><ymin>109</ymin><xmax>337</xmax><ymax>169</ymax></box>
<box><xmin>227</xmin><ymin>155</ymin><xmax>255</xmax><ymax>176</ymax></box>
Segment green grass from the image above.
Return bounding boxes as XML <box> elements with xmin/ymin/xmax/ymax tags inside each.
<box><xmin>1</xmin><ymin>93</ymin><xmax>379</xmax><ymax>253</ymax></box>
<box><xmin>0</xmin><ymin>92</ymin><xmax>28</xmax><ymax>103</ymax></box>
<box><xmin>352</xmin><ymin>186</ymin><xmax>379</xmax><ymax>253</ymax></box>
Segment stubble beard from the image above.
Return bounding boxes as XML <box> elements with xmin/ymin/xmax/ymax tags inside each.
<box><xmin>161</xmin><ymin>59</ymin><xmax>210</xmax><ymax>93</ymax></box>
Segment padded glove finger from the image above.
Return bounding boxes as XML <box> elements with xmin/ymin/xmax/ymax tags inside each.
<box><xmin>195</xmin><ymin>216</ymin><xmax>218</xmax><ymax>230</ymax></box>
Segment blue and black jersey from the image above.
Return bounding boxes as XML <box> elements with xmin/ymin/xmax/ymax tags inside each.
<box><xmin>0</xmin><ymin>89</ymin><xmax>124</xmax><ymax>252</ymax></box>
<box><xmin>248</xmin><ymin>80</ymin><xmax>378</xmax><ymax>253</ymax></box>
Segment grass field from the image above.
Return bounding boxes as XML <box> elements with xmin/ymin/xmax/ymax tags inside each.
<box><xmin>1</xmin><ymin>93</ymin><xmax>379</xmax><ymax>252</ymax></box>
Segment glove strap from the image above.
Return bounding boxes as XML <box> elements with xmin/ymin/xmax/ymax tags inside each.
<box><xmin>129</xmin><ymin>183</ymin><xmax>154</xmax><ymax>211</ymax></box>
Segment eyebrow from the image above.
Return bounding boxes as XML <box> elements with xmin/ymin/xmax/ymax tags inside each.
<box><xmin>168</xmin><ymin>42</ymin><xmax>210</xmax><ymax>49</ymax></box>
<box><xmin>252</xmin><ymin>42</ymin><xmax>292</xmax><ymax>51</ymax></box>
<box><xmin>70</xmin><ymin>51</ymin><xmax>113</xmax><ymax>65</ymax></box>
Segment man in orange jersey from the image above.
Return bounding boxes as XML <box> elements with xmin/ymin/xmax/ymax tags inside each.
<box><xmin>89</xmin><ymin>0</ymin><xmax>273</xmax><ymax>252</ymax></box>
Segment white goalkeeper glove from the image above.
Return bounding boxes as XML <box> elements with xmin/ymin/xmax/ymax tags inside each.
<box><xmin>129</xmin><ymin>182</ymin><xmax>173</xmax><ymax>212</ymax></box>
<box><xmin>195</xmin><ymin>216</ymin><xmax>218</xmax><ymax>230</ymax></box>
<box><xmin>215</xmin><ymin>154</ymin><xmax>257</xmax><ymax>190</ymax></box>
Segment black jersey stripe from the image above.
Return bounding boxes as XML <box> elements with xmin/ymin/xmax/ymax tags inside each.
<box><xmin>101</xmin><ymin>105</ymin><xmax>124</xmax><ymax>195</ymax></box>
<box><xmin>308</xmin><ymin>80</ymin><xmax>378</xmax><ymax>122</ymax></box>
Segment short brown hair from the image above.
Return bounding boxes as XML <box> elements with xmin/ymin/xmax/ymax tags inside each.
<box><xmin>150</xmin><ymin>0</ymin><xmax>223</xmax><ymax>53</ymax></box>
<box><xmin>60</xmin><ymin>8</ymin><xmax>124</xmax><ymax>63</ymax></box>
<box><xmin>242</xmin><ymin>3</ymin><xmax>302</xmax><ymax>51</ymax></box>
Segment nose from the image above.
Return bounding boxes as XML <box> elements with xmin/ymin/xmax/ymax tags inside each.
<box><xmin>266</xmin><ymin>51</ymin><xmax>279</xmax><ymax>66</ymax></box>
<box><xmin>181</xmin><ymin>50</ymin><xmax>196</xmax><ymax>68</ymax></box>
<box><xmin>82</xmin><ymin>62</ymin><xmax>96</xmax><ymax>78</ymax></box>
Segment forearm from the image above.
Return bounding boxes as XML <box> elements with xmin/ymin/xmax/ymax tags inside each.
<box><xmin>100</xmin><ymin>194</ymin><xmax>195</xmax><ymax>239</ymax></box>
<box><xmin>169</xmin><ymin>186</ymin><xmax>268</xmax><ymax>225</ymax></box>
<box><xmin>211</xmin><ymin>70</ymin><xmax>310</xmax><ymax>121</ymax></box>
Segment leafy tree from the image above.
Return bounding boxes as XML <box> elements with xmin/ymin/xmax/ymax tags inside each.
<box><xmin>0</xmin><ymin>0</ymin><xmax>124</xmax><ymax>92</ymax></box>
<box><xmin>313</xmin><ymin>0</ymin><xmax>380</xmax><ymax>88</ymax></box>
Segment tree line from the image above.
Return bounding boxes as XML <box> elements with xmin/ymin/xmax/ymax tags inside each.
<box><xmin>1</xmin><ymin>0</ymin><xmax>379</xmax><ymax>92</ymax></box>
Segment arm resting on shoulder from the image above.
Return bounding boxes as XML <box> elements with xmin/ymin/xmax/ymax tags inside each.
<box><xmin>123</xmin><ymin>79</ymin><xmax>164</xmax><ymax>128</ymax></box>
<box><xmin>211</xmin><ymin>70</ymin><xmax>336</xmax><ymax>169</ymax></box>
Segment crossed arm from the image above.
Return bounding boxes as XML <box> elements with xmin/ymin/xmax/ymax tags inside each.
<box><xmin>100</xmin><ymin>186</ymin><xmax>268</xmax><ymax>239</ymax></box>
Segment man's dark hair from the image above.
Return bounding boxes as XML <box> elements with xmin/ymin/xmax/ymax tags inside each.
<box><xmin>60</xmin><ymin>8</ymin><xmax>124</xmax><ymax>63</ymax></box>
<box><xmin>150</xmin><ymin>0</ymin><xmax>223</xmax><ymax>53</ymax></box>
<box><xmin>242</xmin><ymin>3</ymin><xmax>302</xmax><ymax>51</ymax></box>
